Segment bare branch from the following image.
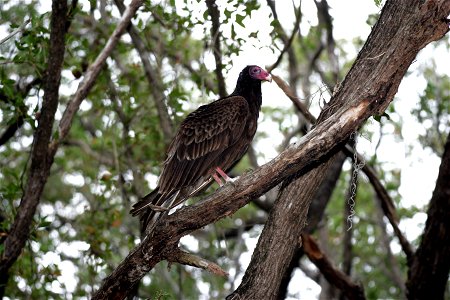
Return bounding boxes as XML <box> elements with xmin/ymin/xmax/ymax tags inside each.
<box><xmin>272</xmin><ymin>74</ymin><xmax>317</xmax><ymax>124</ymax></box>
<box><xmin>267</xmin><ymin>4</ymin><xmax>302</xmax><ymax>73</ymax></box>
<box><xmin>167</xmin><ymin>248</ymin><xmax>229</xmax><ymax>277</ymax></box>
<box><xmin>0</xmin><ymin>19</ymin><xmax>30</xmax><ymax>45</ymax></box>
<box><xmin>302</xmin><ymin>234</ymin><xmax>365</xmax><ymax>300</ymax></box>
<box><xmin>114</xmin><ymin>0</ymin><xmax>174</xmax><ymax>144</ymax></box>
<box><xmin>51</xmin><ymin>0</ymin><xmax>143</xmax><ymax>154</ymax></box>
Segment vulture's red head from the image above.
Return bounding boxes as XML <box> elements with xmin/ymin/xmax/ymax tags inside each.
<box><xmin>247</xmin><ymin>65</ymin><xmax>272</xmax><ymax>82</ymax></box>
<box><xmin>232</xmin><ymin>65</ymin><xmax>271</xmax><ymax>106</ymax></box>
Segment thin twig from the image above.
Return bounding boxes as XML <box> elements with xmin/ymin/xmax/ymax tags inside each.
<box><xmin>266</xmin><ymin>3</ymin><xmax>302</xmax><ymax>73</ymax></box>
<box><xmin>0</xmin><ymin>19</ymin><xmax>30</xmax><ymax>45</ymax></box>
<box><xmin>272</xmin><ymin>74</ymin><xmax>317</xmax><ymax>124</ymax></box>
<box><xmin>114</xmin><ymin>0</ymin><xmax>174</xmax><ymax>144</ymax></box>
<box><xmin>50</xmin><ymin>0</ymin><xmax>143</xmax><ymax>154</ymax></box>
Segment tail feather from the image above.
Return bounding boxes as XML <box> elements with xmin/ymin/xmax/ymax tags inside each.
<box><xmin>130</xmin><ymin>178</ymin><xmax>213</xmax><ymax>232</ymax></box>
<box><xmin>130</xmin><ymin>187</ymin><xmax>161</xmax><ymax>217</ymax></box>
<box><xmin>130</xmin><ymin>187</ymin><xmax>179</xmax><ymax>231</ymax></box>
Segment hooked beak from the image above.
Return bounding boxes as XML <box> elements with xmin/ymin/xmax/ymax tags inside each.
<box><xmin>261</xmin><ymin>69</ymin><xmax>272</xmax><ymax>82</ymax></box>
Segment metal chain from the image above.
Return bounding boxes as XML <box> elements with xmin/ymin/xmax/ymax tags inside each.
<box><xmin>347</xmin><ymin>131</ymin><xmax>365</xmax><ymax>231</ymax></box>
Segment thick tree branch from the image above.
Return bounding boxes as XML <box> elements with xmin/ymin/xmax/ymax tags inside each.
<box><xmin>406</xmin><ymin>130</ymin><xmax>450</xmax><ymax>299</ymax></box>
<box><xmin>93</xmin><ymin>99</ymin><xmax>372</xmax><ymax>299</ymax></box>
<box><xmin>275</xmin><ymin>68</ymin><xmax>414</xmax><ymax>262</ymax></box>
<box><xmin>0</xmin><ymin>0</ymin><xmax>68</xmax><ymax>285</ymax></box>
<box><xmin>277</xmin><ymin>151</ymin><xmax>348</xmax><ymax>299</ymax></box>
<box><xmin>206</xmin><ymin>0</ymin><xmax>226</xmax><ymax>98</ymax></box>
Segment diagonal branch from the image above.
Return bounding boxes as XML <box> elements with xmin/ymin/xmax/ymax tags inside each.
<box><xmin>93</xmin><ymin>98</ymin><xmax>373</xmax><ymax>299</ymax></box>
<box><xmin>50</xmin><ymin>0</ymin><xmax>143</xmax><ymax>155</ymax></box>
<box><xmin>302</xmin><ymin>234</ymin><xmax>365</xmax><ymax>300</ymax></box>
<box><xmin>274</xmin><ymin>70</ymin><xmax>414</xmax><ymax>262</ymax></box>
<box><xmin>114</xmin><ymin>0</ymin><xmax>174</xmax><ymax>144</ymax></box>
<box><xmin>266</xmin><ymin>3</ymin><xmax>302</xmax><ymax>73</ymax></box>
<box><xmin>166</xmin><ymin>248</ymin><xmax>228</xmax><ymax>277</ymax></box>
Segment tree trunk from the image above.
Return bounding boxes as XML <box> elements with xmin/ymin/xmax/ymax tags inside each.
<box><xmin>406</xmin><ymin>130</ymin><xmax>450</xmax><ymax>299</ymax></box>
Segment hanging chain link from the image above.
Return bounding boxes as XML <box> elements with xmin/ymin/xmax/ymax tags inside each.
<box><xmin>347</xmin><ymin>131</ymin><xmax>365</xmax><ymax>231</ymax></box>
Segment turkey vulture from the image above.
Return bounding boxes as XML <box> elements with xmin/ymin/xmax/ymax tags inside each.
<box><xmin>131</xmin><ymin>65</ymin><xmax>272</xmax><ymax>228</ymax></box>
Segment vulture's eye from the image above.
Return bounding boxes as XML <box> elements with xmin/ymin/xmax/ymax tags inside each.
<box><xmin>252</xmin><ymin>67</ymin><xmax>261</xmax><ymax>74</ymax></box>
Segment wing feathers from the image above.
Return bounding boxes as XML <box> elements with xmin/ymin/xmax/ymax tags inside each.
<box><xmin>159</xmin><ymin>96</ymin><xmax>249</xmax><ymax>194</ymax></box>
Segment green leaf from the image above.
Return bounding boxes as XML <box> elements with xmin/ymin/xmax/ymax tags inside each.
<box><xmin>231</xmin><ymin>23</ymin><xmax>236</xmax><ymax>40</ymax></box>
<box><xmin>235</xmin><ymin>14</ymin><xmax>246</xmax><ymax>27</ymax></box>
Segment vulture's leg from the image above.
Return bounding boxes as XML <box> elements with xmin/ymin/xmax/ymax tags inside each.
<box><xmin>215</xmin><ymin>167</ymin><xmax>238</xmax><ymax>183</ymax></box>
<box><xmin>212</xmin><ymin>173</ymin><xmax>224</xmax><ymax>186</ymax></box>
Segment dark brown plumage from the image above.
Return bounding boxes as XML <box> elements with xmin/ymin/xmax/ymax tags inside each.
<box><xmin>130</xmin><ymin>65</ymin><xmax>272</xmax><ymax>229</ymax></box>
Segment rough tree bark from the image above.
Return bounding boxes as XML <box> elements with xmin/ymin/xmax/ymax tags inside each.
<box><xmin>92</xmin><ymin>1</ymin><xmax>449</xmax><ymax>298</ymax></box>
<box><xmin>0</xmin><ymin>1</ymin><xmax>68</xmax><ymax>292</ymax></box>
<box><xmin>406</xmin><ymin>130</ymin><xmax>450</xmax><ymax>299</ymax></box>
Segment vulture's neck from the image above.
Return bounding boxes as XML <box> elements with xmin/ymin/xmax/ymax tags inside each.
<box><xmin>232</xmin><ymin>80</ymin><xmax>262</xmax><ymax>114</ymax></box>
